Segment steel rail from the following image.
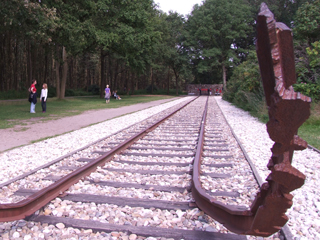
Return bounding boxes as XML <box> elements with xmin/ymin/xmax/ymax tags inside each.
<box><xmin>191</xmin><ymin>96</ymin><xmax>301</xmax><ymax>237</ymax></box>
<box><xmin>191</xmin><ymin>96</ymin><xmax>283</xmax><ymax>237</ymax></box>
<box><xmin>192</xmin><ymin>96</ymin><xmax>256</xmax><ymax>234</ymax></box>
<box><xmin>0</xmin><ymin>97</ymin><xmax>198</xmax><ymax>222</ymax></box>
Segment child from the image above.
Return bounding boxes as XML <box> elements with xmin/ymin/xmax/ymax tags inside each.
<box><xmin>114</xmin><ymin>90</ymin><xmax>121</xmax><ymax>100</ymax></box>
<box><xmin>40</xmin><ymin>83</ymin><xmax>48</xmax><ymax>112</ymax></box>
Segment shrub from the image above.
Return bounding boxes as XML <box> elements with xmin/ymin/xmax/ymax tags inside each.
<box><xmin>88</xmin><ymin>84</ymin><xmax>100</xmax><ymax>95</ymax></box>
<box><xmin>293</xmin><ymin>82</ymin><xmax>320</xmax><ymax>101</ymax></box>
<box><xmin>48</xmin><ymin>86</ymin><xmax>56</xmax><ymax>98</ymax></box>
<box><xmin>146</xmin><ymin>84</ymin><xmax>159</xmax><ymax>93</ymax></box>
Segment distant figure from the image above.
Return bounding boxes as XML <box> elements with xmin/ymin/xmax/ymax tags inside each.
<box><xmin>215</xmin><ymin>88</ymin><xmax>219</xmax><ymax>95</ymax></box>
<box><xmin>105</xmin><ymin>84</ymin><xmax>111</xmax><ymax>103</ymax></box>
<box><xmin>29</xmin><ymin>79</ymin><xmax>37</xmax><ymax>113</ymax></box>
<box><xmin>114</xmin><ymin>90</ymin><xmax>121</xmax><ymax>100</ymax></box>
<box><xmin>199</xmin><ymin>88</ymin><xmax>201</xmax><ymax>95</ymax></box>
<box><xmin>40</xmin><ymin>83</ymin><xmax>48</xmax><ymax>113</ymax></box>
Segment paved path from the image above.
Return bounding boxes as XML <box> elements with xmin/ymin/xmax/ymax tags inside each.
<box><xmin>0</xmin><ymin>98</ymin><xmax>180</xmax><ymax>152</ymax></box>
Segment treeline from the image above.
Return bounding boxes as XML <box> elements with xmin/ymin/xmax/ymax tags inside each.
<box><xmin>224</xmin><ymin>0</ymin><xmax>320</xmax><ymax>111</ymax></box>
<box><xmin>0</xmin><ymin>0</ymin><xmax>318</xmax><ymax>99</ymax></box>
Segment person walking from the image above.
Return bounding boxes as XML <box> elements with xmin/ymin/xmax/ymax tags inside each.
<box><xmin>105</xmin><ymin>85</ymin><xmax>111</xmax><ymax>103</ymax></box>
<box><xmin>29</xmin><ymin>80</ymin><xmax>37</xmax><ymax>113</ymax></box>
<box><xmin>40</xmin><ymin>83</ymin><xmax>48</xmax><ymax>112</ymax></box>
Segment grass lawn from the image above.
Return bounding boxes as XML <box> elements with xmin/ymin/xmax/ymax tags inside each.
<box><xmin>0</xmin><ymin>95</ymin><xmax>175</xmax><ymax>129</ymax></box>
<box><xmin>257</xmin><ymin>101</ymin><xmax>320</xmax><ymax>150</ymax></box>
<box><xmin>299</xmin><ymin>102</ymin><xmax>320</xmax><ymax>150</ymax></box>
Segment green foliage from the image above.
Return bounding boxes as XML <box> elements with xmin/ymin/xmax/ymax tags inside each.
<box><xmin>48</xmin><ymin>87</ymin><xmax>56</xmax><ymax>98</ymax></box>
<box><xmin>247</xmin><ymin>0</ymin><xmax>309</xmax><ymax>27</ymax></box>
<box><xmin>184</xmin><ymin>0</ymin><xmax>253</xmax><ymax>84</ymax></box>
<box><xmin>0</xmin><ymin>90</ymin><xmax>28</xmax><ymax>100</ymax></box>
<box><xmin>294</xmin><ymin>0</ymin><xmax>320</xmax><ymax>43</ymax></box>
<box><xmin>306</xmin><ymin>41</ymin><xmax>320</xmax><ymax>69</ymax></box>
<box><xmin>293</xmin><ymin>82</ymin><xmax>320</xmax><ymax>101</ymax></box>
<box><xmin>146</xmin><ymin>84</ymin><xmax>159</xmax><ymax>93</ymax></box>
<box><xmin>223</xmin><ymin>51</ymin><xmax>262</xmax><ymax>99</ymax></box>
<box><xmin>223</xmin><ymin>50</ymin><xmax>267</xmax><ymax>118</ymax></box>
<box><xmin>294</xmin><ymin>40</ymin><xmax>320</xmax><ymax>85</ymax></box>
<box><xmin>88</xmin><ymin>84</ymin><xmax>100</xmax><ymax>95</ymax></box>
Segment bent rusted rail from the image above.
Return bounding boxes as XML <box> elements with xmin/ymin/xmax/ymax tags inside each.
<box><xmin>0</xmin><ymin>97</ymin><xmax>198</xmax><ymax>222</ymax></box>
<box><xmin>192</xmin><ymin>3</ymin><xmax>311</xmax><ymax>237</ymax></box>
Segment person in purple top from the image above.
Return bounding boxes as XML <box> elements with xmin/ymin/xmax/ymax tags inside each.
<box><xmin>105</xmin><ymin>85</ymin><xmax>111</xmax><ymax>103</ymax></box>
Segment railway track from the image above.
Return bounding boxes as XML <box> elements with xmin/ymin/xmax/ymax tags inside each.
<box><xmin>0</xmin><ymin>96</ymin><xmax>282</xmax><ymax>239</ymax></box>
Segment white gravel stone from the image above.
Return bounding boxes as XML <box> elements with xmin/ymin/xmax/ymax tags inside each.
<box><xmin>215</xmin><ymin>96</ymin><xmax>320</xmax><ymax>240</ymax></box>
<box><xmin>1</xmin><ymin>96</ymin><xmax>316</xmax><ymax>239</ymax></box>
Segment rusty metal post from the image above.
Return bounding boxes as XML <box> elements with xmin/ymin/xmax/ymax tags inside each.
<box><xmin>251</xmin><ymin>2</ymin><xmax>311</xmax><ymax>236</ymax></box>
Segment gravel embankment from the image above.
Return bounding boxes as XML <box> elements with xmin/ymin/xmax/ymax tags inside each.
<box><xmin>0</xmin><ymin>96</ymin><xmax>318</xmax><ymax>240</ymax></box>
<box><xmin>0</xmin><ymin>97</ymin><xmax>190</xmax><ymax>186</ymax></box>
<box><xmin>215</xmin><ymin>97</ymin><xmax>320</xmax><ymax>240</ymax></box>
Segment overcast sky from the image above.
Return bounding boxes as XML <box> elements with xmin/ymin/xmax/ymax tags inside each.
<box><xmin>155</xmin><ymin>0</ymin><xmax>204</xmax><ymax>16</ymax></box>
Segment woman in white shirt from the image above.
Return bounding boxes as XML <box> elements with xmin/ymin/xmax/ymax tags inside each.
<box><xmin>40</xmin><ymin>83</ymin><xmax>48</xmax><ymax>112</ymax></box>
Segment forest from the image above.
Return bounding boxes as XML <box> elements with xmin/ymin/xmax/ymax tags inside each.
<box><xmin>0</xmin><ymin>0</ymin><xmax>319</xmax><ymax>100</ymax></box>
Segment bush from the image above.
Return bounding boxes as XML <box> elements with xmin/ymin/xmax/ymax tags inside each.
<box><xmin>0</xmin><ymin>90</ymin><xmax>28</xmax><ymax>100</ymax></box>
<box><xmin>146</xmin><ymin>84</ymin><xmax>159</xmax><ymax>93</ymax></box>
<box><xmin>223</xmin><ymin>50</ymin><xmax>268</xmax><ymax>121</ymax></box>
<box><xmin>293</xmin><ymin>82</ymin><xmax>320</xmax><ymax>101</ymax></box>
<box><xmin>48</xmin><ymin>86</ymin><xmax>56</xmax><ymax>98</ymax></box>
<box><xmin>88</xmin><ymin>84</ymin><xmax>100</xmax><ymax>95</ymax></box>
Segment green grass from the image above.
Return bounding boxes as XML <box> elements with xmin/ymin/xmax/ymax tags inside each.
<box><xmin>0</xmin><ymin>95</ymin><xmax>175</xmax><ymax>129</ymax></box>
<box><xmin>254</xmin><ymin>101</ymin><xmax>320</xmax><ymax>150</ymax></box>
<box><xmin>298</xmin><ymin>102</ymin><xmax>320</xmax><ymax>149</ymax></box>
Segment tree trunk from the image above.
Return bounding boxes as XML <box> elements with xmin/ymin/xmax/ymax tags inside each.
<box><xmin>150</xmin><ymin>66</ymin><xmax>153</xmax><ymax>94</ymax></box>
<box><xmin>86</xmin><ymin>55</ymin><xmax>91</xmax><ymax>90</ymax></box>
<box><xmin>60</xmin><ymin>46</ymin><xmax>68</xmax><ymax>99</ymax></box>
<box><xmin>173</xmin><ymin>67</ymin><xmax>179</xmax><ymax>95</ymax></box>
<box><xmin>167</xmin><ymin>67</ymin><xmax>170</xmax><ymax>95</ymax></box>
<box><xmin>27</xmin><ymin>41</ymin><xmax>32</xmax><ymax>85</ymax></box>
<box><xmin>44</xmin><ymin>54</ymin><xmax>48</xmax><ymax>86</ymax></box>
<box><xmin>100</xmin><ymin>50</ymin><xmax>106</xmax><ymax>98</ymax></box>
<box><xmin>55</xmin><ymin>45</ymin><xmax>61</xmax><ymax>98</ymax></box>
<box><xmin>222</xmin><ymin>62</ymin><xmax>227</xmax><ymax>91</ymax></box>
<box><xmin>69</xmin><ymin>57</ymin><xmax>73</xmax><ymax>89</ymax></box>
<box><xmin>55</xmin><ymin>58</ymin><xmax>60</xmax><ymax>98</ymax></box>
<box><xmin>14</xmin><ymin>38</ymin><xmax>18</xmax><ymax>90</ymax></box>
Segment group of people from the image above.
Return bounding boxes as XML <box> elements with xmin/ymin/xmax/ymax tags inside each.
<box><xmin>28</xmin><ymin>82</ymin><xmax>120</xmax><ymax>113</ymax></box>
<box><xmin>104</xmin><ymin>84</ymin><xmax>121</xmax><ymax>103</ymax></box>
<box><xmin>28</xmin><ymin>79</ymin><xmax>48</xmax><ymax>113</ymax></box>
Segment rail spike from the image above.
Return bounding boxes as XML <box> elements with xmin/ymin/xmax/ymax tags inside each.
<box><xmin>253</xmin><ymin>2</ymin><xmax>311</xmax><ymax>236</ymax></box>
<box><xmin>191</xmin><ymin>3</ymin><xmax>311</xmax><ymax>238</ymax></box>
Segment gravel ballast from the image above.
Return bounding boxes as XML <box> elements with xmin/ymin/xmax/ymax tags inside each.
<box><xmin>215</xmin><ymin>97</ymin><xmax>320</xmax><ymax>240</ymax></box>
<box><xmin>0</xmin><ymin>96</ymin><xmax>319</xmax><ymax>240</ymax></box>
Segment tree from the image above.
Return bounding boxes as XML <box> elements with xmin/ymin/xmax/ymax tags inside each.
<box><xmin>164</xmin><ymin>12</ymin><xmax>189</xmax><ymax>95</ymax></box>
<box><xmin>294</xmin><ymin>0</ymin><xmax>320</xmax><ymax>44</ymax></box>
<box><xmin>0</xmin><ymin>0</ymin><xmax>56</xmax><ymax>91</ymax></box>
<box><xmin>184</xmin><ymin>0</ymin><xmax>252</xmax><ymax>89</ymax></box>
<box><xmin>92</xmin><ymin>0</ymin><xmax>159</xmax><ymax>97</ymax></box>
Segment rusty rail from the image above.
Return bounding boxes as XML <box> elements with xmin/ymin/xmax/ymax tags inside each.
<box><xmin>0</xmin><ymin>97</ymin><xmax>197</xmax><ymax>222</ymax></box>
<box><xmin>191</xmin><ymin>3</ymin><xmax>311</xmax><ymax>237</ymax></box>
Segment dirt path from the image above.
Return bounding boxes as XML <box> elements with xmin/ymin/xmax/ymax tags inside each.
<box><xmin>0</xmin><ymin>98</ymin><xmax>179</xmax><ymax>152</ymax></box>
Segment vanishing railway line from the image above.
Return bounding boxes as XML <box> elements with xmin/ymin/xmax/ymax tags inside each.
<box><xmin>0</xmin><ymin>96</ymin><xmax>280</xmax><ymax>239</ymax></box>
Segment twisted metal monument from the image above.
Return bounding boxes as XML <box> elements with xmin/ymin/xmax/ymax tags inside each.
<box><xmin>192</xmin><ymin>3</ymin><xmax>311</xmax><ymax>237</ymax></box>
<box><xmin>252</xmin><ymin>2</ymin><xmax>311</xmax><ymax>235</ymax></box>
